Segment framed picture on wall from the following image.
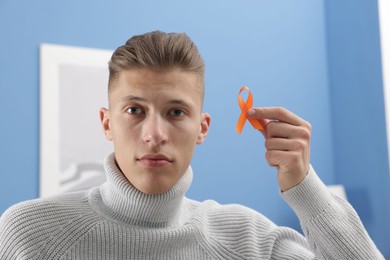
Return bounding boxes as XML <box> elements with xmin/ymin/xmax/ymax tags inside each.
<box><xmin>379</xmin><ymin>0</ymin><xmax>390</xmax><ymax>173</ymax></box>
<box><xmin>40</xmin><ymin>44</ymin><xmax>113</xmax><ymax>197</ymax></box>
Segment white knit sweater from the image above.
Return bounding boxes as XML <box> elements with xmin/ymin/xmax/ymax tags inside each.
<box><xmin>0</xmin><ymin>154</ymin><xmax>384</xmax><ymax>259</ymax></box>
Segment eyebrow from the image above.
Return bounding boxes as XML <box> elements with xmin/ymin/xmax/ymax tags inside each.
<box><xmin>167</xmin><ymin>99</ymin><xmax>193</xmax><ymax>108</ymax></box>
<box><xmin>120</xmin><ymin>95</ymin><xmax>146</xmax><ymax>102</ymax></box>
<box><xmin>120</xmin><ymin>95</ymin><xmax>193</xmax><ymax>108</ymax></box>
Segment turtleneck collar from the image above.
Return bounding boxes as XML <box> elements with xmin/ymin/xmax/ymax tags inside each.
<box><xmin>90</xmin><ymin>153</ymin><xmax>193</xmax><ymax>228</ymax></box>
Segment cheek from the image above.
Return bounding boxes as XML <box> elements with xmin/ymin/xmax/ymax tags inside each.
<box><xmin>111</xmin><ymin>119</ymin><xmax>139</xmax><ymax>144</ymax></box>
<box><xmin>173</xmin><ymin>125</ymin><xmax>200</xmax><ymax>149</ymax></box>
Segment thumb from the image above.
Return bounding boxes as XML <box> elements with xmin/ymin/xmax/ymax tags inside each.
<box><xmin>247</xmin><ymin>109</ymin><xmax>269</xmax><ymax>138</ymax></box>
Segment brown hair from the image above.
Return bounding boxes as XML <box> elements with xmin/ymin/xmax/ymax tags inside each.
<box><xmin>108</xmin><ymin>31</ymin><xmax>205</xmax><ymax>96</ymax></box>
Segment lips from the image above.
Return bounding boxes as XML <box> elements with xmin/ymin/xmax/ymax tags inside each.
<box><xmin>137</xmin><ymin>153</ymin><xmax>173</xmax><ymax>168</ymax></box>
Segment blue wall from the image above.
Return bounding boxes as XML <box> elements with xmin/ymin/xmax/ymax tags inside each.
<box><xmin>325</xmin><ymin>0</ymin><xmax>390</xmax><ymax>255</ymax></box>
<box><xmin>0</xmin><ymin>0</ymin><xmax>388</xmax><ymax>256</ymax></box>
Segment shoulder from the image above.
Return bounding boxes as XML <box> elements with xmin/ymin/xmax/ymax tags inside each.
<box><xmin>0</xmin><ymin>190</ymin><xmax>92</xmax><ymax>232</ymax></box>
<box><xmin>1</xmin><ymin>190</ymin><xmax>91</xmax><ymax>224</ymax></box>
<box><xmin>186</xmin><ymin>198</ymin><xmax>278</xmax><ymax>237</ymax></box>
<box><xmin>188</xmin><ymin>198</ymin><xmax>274</xmax><ymax>224</ymax></box>
<box><xmin>0</xmin><ymin>191</ymin><xmax>97</xmax><ymax>258</ymax></box>
<box><xmin>185</xmin><ymin>198</ymin><xmax>309</xmax><ymax>258</ymax></box>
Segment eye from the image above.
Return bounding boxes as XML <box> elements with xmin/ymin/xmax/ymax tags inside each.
<box><xmin>169</xmin><ymin>109</ymin><xmax>185</xmax><ymax>117</ymax></box>
<box><xmin>126</xmin><ymin>107</ymin><xmax>143</xmax><ymax>115</ymax></box>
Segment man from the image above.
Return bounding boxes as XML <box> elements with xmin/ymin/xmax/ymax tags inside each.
<box><xmin>0</xmin><ymin>31</ymin><xmax>384</xmax><ymax>259</ymax></box>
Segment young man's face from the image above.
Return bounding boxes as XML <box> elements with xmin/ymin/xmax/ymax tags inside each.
<box><xmin>100</xmin><ymin>68</ymin><xmax>210</xmax><ymax>194</ymax></box>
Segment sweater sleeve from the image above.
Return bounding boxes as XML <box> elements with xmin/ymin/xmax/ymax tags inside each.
<box><xmin>281</xmin><ymin>165</ymin><xmax>384</xmax><ymax>259</ymax></box>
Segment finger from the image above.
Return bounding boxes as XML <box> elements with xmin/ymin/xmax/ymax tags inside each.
<box><xmin>248</xmin><ymin>107</ymin><xmax>309</xmax><ymax>127</ymax></box>
<box><xmin>265</xmin><ymin>138</ymin><xmax>290</xmax><ymax>151</ymax></box>
<box><xmin>265</xmin><ymin>138</ymin><xmax>307</xmax><ymax>152</ymax></box>
<box><xmin>265</xmin><ymin>149</ymin><xmax>285</xmax><ymax>167</ymax></box>
<box><xmin>256</xmin><ymin>118</ymin><xmax>269</xmax><ymax>138</ymax></box>
<box><xmin>266</xmin><ymin>121</ymin><xmax>311</xmax><ymax>140</ymax></box>
<box><xmin>259</xmin><ymin>129</ymin><xmax>267</xmax><ymax>139</ymax></box>
<box><xmin>265</xmin><ymin>150</ymin><xmax>303</xmax><ymax>168</ymax></box>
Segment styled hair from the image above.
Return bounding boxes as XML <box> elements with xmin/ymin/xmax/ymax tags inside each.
<box><xmin>108</xmin><ymin>31</ymin><xmax>205</xmax><ymax>95</ymax></box>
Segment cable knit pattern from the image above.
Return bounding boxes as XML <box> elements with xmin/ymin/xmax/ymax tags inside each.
<box><xmin>0</xmin><ymin>154</ymin><xmax>384</xmax><ymax>259</ymax></box>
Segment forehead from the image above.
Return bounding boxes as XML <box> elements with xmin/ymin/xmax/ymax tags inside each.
<box><xmin>109</xmin><ymin>69</ymin><xmax>204</xmax><ymax>107</ymax></box>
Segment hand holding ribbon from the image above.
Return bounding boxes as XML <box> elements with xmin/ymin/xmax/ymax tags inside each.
<box><xmin>236</xmin><ymin>86</ymin><xmax>311</xmax><ymax>191</ymax></box>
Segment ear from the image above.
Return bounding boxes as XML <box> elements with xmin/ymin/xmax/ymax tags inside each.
<box><xmin>100</xmin><ymin>107</ymin><xmax>113</xmax><ymax>141</ymax></box>
<box><xmin>196</xmin><ymin>112</ymin><xmax>211</xmax><ymax>144</ymax></box>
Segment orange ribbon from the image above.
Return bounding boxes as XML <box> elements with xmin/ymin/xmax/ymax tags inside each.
<box><xmin>236</xmin><ymin>86</ymin><xmax>264</xmax><ymax>134</ymax></box>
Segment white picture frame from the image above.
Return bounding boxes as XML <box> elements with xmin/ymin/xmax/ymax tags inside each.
<box><xmin>40</xmin><ymin>44</ymin><xmax>113</xmax><ymax>197</ymax></box>
<box><xmin>379</xmin><ymin>0</ymin><xmax>390</xmax><ymax>174</ymax></box>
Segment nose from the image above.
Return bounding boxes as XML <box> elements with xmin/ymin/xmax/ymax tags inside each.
<box><xmin>142</xmin><ymin>114</ymin><xmax>168</xmax><ymax>145</ymax></box>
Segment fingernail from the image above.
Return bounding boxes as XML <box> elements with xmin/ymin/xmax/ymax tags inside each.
<box><xmin>247</xmin><ymin>109</ymin><xmax>255</xmax><ymax>116</ymax></box>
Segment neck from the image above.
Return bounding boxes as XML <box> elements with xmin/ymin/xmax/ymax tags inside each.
<box><xmin>93</xmin><ymin>153</ymin><xmax>192</xmax><ymax>228</ymax></box>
